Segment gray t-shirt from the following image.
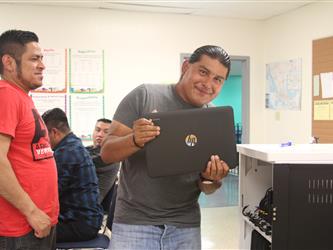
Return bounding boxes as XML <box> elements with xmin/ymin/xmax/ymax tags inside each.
<box><xmin>113</xmin><ymin>84</ymin><xmax>208</xmax><ymax>227</ymax></box>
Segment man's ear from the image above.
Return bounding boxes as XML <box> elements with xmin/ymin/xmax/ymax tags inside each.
<box><xmin>181</xmin><ymin>60</ymin><xmax>190</xmax><ymax>75</ymax></box>
<box><xmin>51</xmin><ymin>127</ymin><xmax>59</xmax><ymax>137</ymax></box>
<box><xmin>2</xmin><ymin>55</ymin><xmax>16</xmax><ymax>73</ymax></box>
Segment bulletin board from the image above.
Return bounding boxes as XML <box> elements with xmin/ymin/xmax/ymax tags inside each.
<box><xmin>312</xmin><ymin>36</ymin><xmax>333</xmax><ymax>143</ymax></box>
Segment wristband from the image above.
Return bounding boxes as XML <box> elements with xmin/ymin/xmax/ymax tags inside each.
<box><xmin>200</xmin><ymin>175</ymin><xmax>214</xmax><ymax>184</ymax></box>
<box><xmin>132</xmin><ymin>134</ymin><xmax>143</xmax><ymax>149</ymax></box>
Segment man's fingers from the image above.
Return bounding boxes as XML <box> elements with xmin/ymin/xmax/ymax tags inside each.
<box><xmin>136</xmin><ymin>124</ymin><xmax>160</xmax><ymax>132</ymax></box>
<box><xmin>214</xmin><ymin>155</ymin><xmax>222</xmax><ymax>177</ymax></box>
<box><xmin>140</xmin><ymin>135</ymin><xmax>159</xmax><ymax>144</ymax></box>
<box><xmin>134</xmin><ymin>118</ymin><xmax>153</xmax><ymax>126</ymax></box>
<box><xmin>34</xmin><ymin>227</ymin><xmax>50</xmax><ymax>238</ymax></box>
<box><xmin>207</xmin><ymin>155</ymin><xmax>220</xmax><ymax>179</ymax></box>
<box><xmin>34</xmin><ymin>230</ymin><xmax>43</xmax><ymax>238</ymax></box>
<box><xmin>201</xmin><ymin>155</ymin><xmax>230</xmax><ymax>181</ymax></box>
<box><xmin>206</xmin><ymin>161</ymin><xmax>212</xmax><ymax>176</ymax></box>
<box><xmin>220</xmin><ymin>160</ymin><xmax>229</xmax><ymax>177</ymax></box>
<box><xmin>139</xmin><ymin>130</ymin><xmax>160</xmax><ymax>138</ymax></box>
<box><xmin>134</xmin><ymin>122</ymin><xmax>160</xmax><ymax>139</ymax></box>
<box><xmin>132</xmin><ymin>118</ymin><xmax>161</xmax><ymax>148</ymax></box>
<box><xmin>134</xmin><ymin>118</ymin><xmax>160</xmax><ymax>130</ymax></box>
<box><xmin>135</xmin><ymin>130</ymin><xmax>160</xmax><ymax>143</ymax></box>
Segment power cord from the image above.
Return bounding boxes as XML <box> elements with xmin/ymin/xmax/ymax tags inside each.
<box><xmin>242</xmin><ymin>205</ymin><xmax>272</xmax><ymax>236</ymax></box>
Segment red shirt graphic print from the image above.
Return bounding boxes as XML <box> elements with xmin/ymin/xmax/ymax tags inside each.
<box><xmin>31</xmin><ymin>108</ymin><xmax>53</xmax><ymax>160</ymax></box>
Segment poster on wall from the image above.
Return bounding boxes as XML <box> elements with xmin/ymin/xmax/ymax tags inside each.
<box><xmin>33</xmin><ymin>48</ymin><xmax>67</xmax><ymax>93</ymax></box>
<box><xmin>69</xmin><ymin>49</ymin><xmax>104</xmax><ymax>93</ymax></box>
<box><xmin>31</xmin><ymin>94</ymin><xmax>67</xmax><ymax>115</ymax></box>
<box><xmin>265</xmin><ymin>58</ymin><xmax>302</xmax><ymax>110</ymax></box>
<box><xmin>69</xmin><ymin>94</ymin><xmax>104</xmax><ymax>140</ymax></box>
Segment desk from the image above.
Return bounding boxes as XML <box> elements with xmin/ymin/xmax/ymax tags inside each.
<box><xmin>238</xmin><ymin>144</ymin><xmax>333</xmax><ymax>250</ymax></box>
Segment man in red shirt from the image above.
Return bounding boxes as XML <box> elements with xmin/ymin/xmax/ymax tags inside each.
<box><xmin>0</xmin><ymin>30</ymin><xmax>59</xmax><ymax>249</ymax></box>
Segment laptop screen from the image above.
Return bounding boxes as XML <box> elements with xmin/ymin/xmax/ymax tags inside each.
<box><xmin>144</xmin><ymin>106</ymin><xmax>238</xmax><ymax>177</ymax></box>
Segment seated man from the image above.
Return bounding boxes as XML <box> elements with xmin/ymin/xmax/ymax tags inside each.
<box><xmin>42</xmin><ymin>108</ymin><xmax>103</xmax><ymax>243</ymax></box>
<box><xmin>86</xmin><ymin>118</ymin><xmax>120</xmax><ymax>204</ymax></box>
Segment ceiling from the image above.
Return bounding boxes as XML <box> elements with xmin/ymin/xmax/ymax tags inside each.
<box><xmin>4</xmin><ymin>0</ymin><xmax>317</xmax><ymax>76</ymax></box>
<box><xmin>4</xmin><ymin>0</ymin><xmax>318</xmax><ymax>21</ymax></box>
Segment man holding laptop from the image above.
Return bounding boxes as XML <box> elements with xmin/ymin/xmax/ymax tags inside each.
<box><xmin>101</xmin><ymin>45</ymin><xmax>231</xmax><ymax>250</ymax></box>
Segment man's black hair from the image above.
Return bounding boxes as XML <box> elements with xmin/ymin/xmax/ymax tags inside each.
<box><xmin>0</xmin><ymin>29</ymin><xmax>39</xmax><ymax>74</ymax></box>
<box><xmin>42</xmin><ymin>108</ymin><xmax>70</xmax><ymax>134</ymax></box>
<box><xmin>97</xmin><ymin>118</ymin><xmax>112</xmax><ymax>124</ymax></box>
<box><xmin>189</xmin><ymin>45</ymin><xmax>231</xmax><ymax>79</ymax></box>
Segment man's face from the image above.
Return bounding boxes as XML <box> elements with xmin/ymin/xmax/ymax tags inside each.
<box><xmin>14</xmin><ymin>42</ymin><xmax>45</xmax><ymax>92</ymax></box>
<box><xmin>93</xmin><ymin>121</ymin><xmax>111</xmax><ymax>147</ymax></box>
<box><xmin>47</xmin><ymin>128</ymin><xmax>57</xmax><ymax>149</ymax></box>
<box><xmin>178</xmin><ymin>55</ymin><xmax>228</xmax><ymax>107</ymax></box>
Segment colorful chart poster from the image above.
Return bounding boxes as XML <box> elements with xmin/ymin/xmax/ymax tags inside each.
<box><xmin>69</xmin><ymin>49</ymin><xmax>104</xmax><ymax>93</ymax></box>
<box><xmin>69</xmin><ymin>94</ymin><xmax>104</xmax><ymax>140</ymax></box>
<box><xmin>31</xmin><ymin>93</ymin><xmax>67</xmax><ymax>116</ymax></box>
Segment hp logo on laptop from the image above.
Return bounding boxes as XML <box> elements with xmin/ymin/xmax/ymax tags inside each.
<box><xmin>185</xmin><ymin>134</ymin><xmax>198</xmax><ymax>147</ymax></box>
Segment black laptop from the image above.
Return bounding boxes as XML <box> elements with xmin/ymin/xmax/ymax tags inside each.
<box><xmin>144</xmin><ymin>106</ymin><xmax>238</xmax><ymax>177</ymax></box>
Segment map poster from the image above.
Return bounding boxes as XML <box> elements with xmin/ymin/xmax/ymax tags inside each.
<box><xmin>265</xmin><ymin>58</ymin><xmax>302</xmax><ymax>110</ymax></box>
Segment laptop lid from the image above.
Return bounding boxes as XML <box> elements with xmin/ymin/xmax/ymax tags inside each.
<box><xmin>144</xmin><ymin>106</ymin><xmax>238</xmax><ymax>178</ymax></box>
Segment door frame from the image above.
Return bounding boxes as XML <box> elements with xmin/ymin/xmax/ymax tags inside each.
<box><xmin>230</xmin><ymin>56</ymin><xmax>250</xmax><ymax>144</ymax></box>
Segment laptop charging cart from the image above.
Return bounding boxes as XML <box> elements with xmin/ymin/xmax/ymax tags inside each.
<box><xmin>238</xmin><ymin>144</ymin><xmax>333</xmax><ymax>250</ymax></box>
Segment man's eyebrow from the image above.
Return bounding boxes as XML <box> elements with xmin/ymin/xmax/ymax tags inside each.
<box><xmin>199</xmin><ymin>65</ymin><xmax>225</xmax><ymax>80</ymax></box>
<box><xmin>32</xmin><ymin>54</ymin><xmax>43</xmax><ymax>58</ymax></box>
<box><xmin>198</xmin><ymin>65</ymin><xmax>209</xmax><ymax>71</ymax></box>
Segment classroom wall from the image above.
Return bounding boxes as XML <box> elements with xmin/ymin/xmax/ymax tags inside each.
<box><xmin>0</xmin><ymin>3</ymin><xmax>266</xmax><ymax>142</ymax></box>
<box><xmin>3</xmin><ymin>3</ymin><xmax>332</xmax><ymax>144</ymax></box>
<box><xmin>263</xmin><ymin>2</ymin><xmax>333</xmax><ymax>143</ymax></box>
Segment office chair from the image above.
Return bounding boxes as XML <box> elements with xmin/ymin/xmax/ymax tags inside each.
<box><xmin>56</xmin><ymin>233</ymin><xmax>109</xmax><ymax>249</ymax></box>
<box><xmin>56</xmin><ymin>183</ymin><xmax>118</xmax><ymax>250</ymax></box>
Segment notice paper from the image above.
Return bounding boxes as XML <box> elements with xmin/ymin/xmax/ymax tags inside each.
<box><xmin>320</xmin><ymin>72</ymin><xmax>333</xmax><ymax>98</ymax></box>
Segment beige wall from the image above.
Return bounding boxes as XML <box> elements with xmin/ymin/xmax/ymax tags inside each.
<box><xmin>263</xmin><ymin>2</ymin><xmax>333</xmax><ymax>143</ymax></box>
<box><xmin>0</xmin><ymin>4</ymin><xmax>265</xmax><ymax>142</ymax></box>
<box><xmin>2</xmin><ymin>3</ymin><xmax>332</xmax><ymax>143</ymax></box>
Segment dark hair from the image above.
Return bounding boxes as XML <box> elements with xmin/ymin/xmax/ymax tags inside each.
<box><xmin>97</xmin><ymin>118</ymin><xmax>112</xmax><ymax>124</ymax></box>
<box><xmin>189</xmin><ymin>45</ymin><xmax>231</xmax><ymax>79</ymax></box>
<box><xmin>0</xmin><ymin>29</ymin><xmax>39</xmax><ymax>74</ymax></box>
<box><xmin>42</xmin><ymin>108</ymin><xmax>70</xmax><ymax>134</ymax></box>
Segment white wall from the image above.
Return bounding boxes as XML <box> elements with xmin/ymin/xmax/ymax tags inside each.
<box><xmin>0</xmin><ymin>3</ymin><xmax>266</xmax><ymax>142</ymax></box>
<box><xmin>3</xmin><ymin>3</ymin><xmax>332</xmax><ymax>144</ymax></box>
<box><xmin>263</xmin><ymin>2</ymin><xmax>333</xmax><ymax>143</ymax></box>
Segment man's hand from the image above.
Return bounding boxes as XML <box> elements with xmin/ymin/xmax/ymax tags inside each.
<box><xmin>0</xmin><ymin>134</ymin><xmax>52</xmax><ymax>238</ymax></box>
<box><xmin>201</xmin><ymin>155</ymin><xmax>229</xmax><ymax>182</ymax></box>
<box><xmin>26</xmin><ymin>208</ymin><xmax>52</xmax><ymax>238</ymax></box>
<box><xmin>132</xmin><ymin>118</ymin><xmax>160</xmax><ymax>148</ymax></box>
<box><xmin>198</xmin><ymin>155</ymin><xmax>229</xmax><ymax>194</ymax></box>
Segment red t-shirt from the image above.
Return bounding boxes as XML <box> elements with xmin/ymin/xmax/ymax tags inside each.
<box><xmin>0</xmin><ymin>80</ymin><xmax>59</xmax><ymax>237</ymax></box>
